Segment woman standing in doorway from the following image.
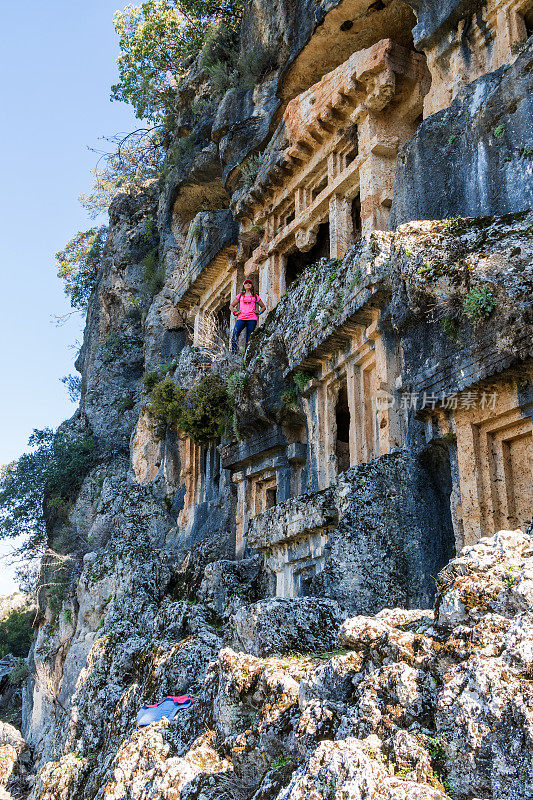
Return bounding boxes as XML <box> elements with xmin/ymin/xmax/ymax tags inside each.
<box><xmin>230</xmin><ymin>279</ymin><xmax>266</xmax><ymax>353</ymax></box>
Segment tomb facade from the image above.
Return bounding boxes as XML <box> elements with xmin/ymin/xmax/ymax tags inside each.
<box><xmin>419</xmin><ymin>369</ymin><xmax>533</xmax><ymax>549</ymax></box>
<box><xmin>160</xmin><ymin>4</ymin><xmax>533</xmax><ymax>601</ymax></box>
<box><xmin>236</xmin><ymin>38</ymin><xmax>429</xmax><ymax>308</ymax></box>
<box><xmin>408</xmin><ymin>0</ymin><xmax>533</xmax><ymax>116</ymax></box>
<box><xmin>300</xmin><ymin>310</ymin><xmax>405</xmax><ymax>489</ymax></box>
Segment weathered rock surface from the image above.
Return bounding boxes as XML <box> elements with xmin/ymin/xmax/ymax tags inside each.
<box><xmin>389</xmin><ymin>43</ymin><xmax>533</xmax><ymax>225</ymax></box>
<box><xmin>277</xmin><ymin>738</ymin><xmax>447</xmax><ymax>800</ymax></box>
<box><xmin>229</xmin><ymin>598</ymin><xmax>347</xmax><ymax>657</ymax></box>
<box><xmin>17</xmin><ymin>528</ymin><xmax>533</xmax><ymax>800</ymax></box>
<box><xmin>0</xmin><ymin>722</ymin><xmax>31</xmax><ymax>799</ymax></box>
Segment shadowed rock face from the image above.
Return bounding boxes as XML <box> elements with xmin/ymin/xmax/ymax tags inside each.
<box><xmin>404</xmin><ymin>0</ymin><xmax>486</xmax><ymax>49</ymax></box>
<box><xmin>389</xmin><ymin>43</ymin><xmax>533</xmax><ymax>225</ymax></box>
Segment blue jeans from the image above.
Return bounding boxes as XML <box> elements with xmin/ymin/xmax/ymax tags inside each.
<box><xmin>231</xmin><ymin>319</ymin><xmax>257</xmax><ymax>353</ymax></box>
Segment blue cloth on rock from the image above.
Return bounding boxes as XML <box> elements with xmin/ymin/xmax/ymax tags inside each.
<box><xmin>136</xmin><ymin>695</ymin><xmax>194</xmax><ymax>726</ymax></box>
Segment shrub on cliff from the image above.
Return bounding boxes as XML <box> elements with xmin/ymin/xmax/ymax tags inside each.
<box><xmin>180</xmin><ymin>373</ymin><xmax>231</xmax><ymax>443</ymax></box>
<box><xmin>55</xmin><ymin>227</ymin><xmax>107</xmax><ymax>312</ymax></box>
<box><xmin>148</xmin><ymin>378</ymin><xmax>185</xmax><ymax>438</ymax></box>
<box><xmin>147</xmin><ymin>374</ymin><xmax>230</xmax><ymax>443</ymax></box>
<box><xmin>462</xmin><ymin>285</ymin><xmax>496</xmax><ymax>324</ymax></box>
<box><xmin>0</xmin><ymin>609</ymin><xmax>34</xmax><ymax>658</ymax></box>
<box><xmin>0</xmin><ymin>428</ymin><xmax>96</xmax><ymax>553</ymax></box>
<box><xmin>199</xmin><ymin>23</ymin><xmax>278</xmax><ymax>98</ymax></box>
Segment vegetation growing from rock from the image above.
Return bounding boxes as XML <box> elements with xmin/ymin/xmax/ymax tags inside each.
<box><xmin>111</xmin><ymin>0</ymin><xmax>244</xmax><ymax>122</ymax></box>
<box><xmin>60</xmin><ymin>374</ymin><xmax>83</xmax><ymax>403</ymax></box>
<box><xmin>462</xmin><ymin>285</ymin><xmax>496</xmax><ymax>324</ymax></box>
<box><xmin>180</xmin><ymin>373</ymin><xmax>231</xmax><ymax>443</ymax></box>
<box><xmin>0</xmin><ymin>603</ymin><xmax>34</xmax><ymax>658</ymax></box>
<box><xmin>55</xmin><ymin>227</ymin><xmax>107</xmax><ymax>312</ymax></box>
<box><xmin>0</xmin><ymin>428</ymin><xmax>96</xmax><ymax>552</ymax></box>
<box><xmin>142</xmin><ymin>248</ymin><xmax>165</xmax><ymax>296</ymax></box>
<box><xmin>8</xmin><ymin>657</ymin><xmax>30</xmax><ymax>684</ymax></box>
<box><xmin>147</xmin><ymin>373</ymin><xmax>231</xmax><ymax>443</ymax></box>
<box><xmin>146</xmin><ymin>377</ymin><xmax>184</xmax><ymax>438</ymax></box>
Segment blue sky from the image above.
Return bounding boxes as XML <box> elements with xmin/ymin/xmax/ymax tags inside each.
<box><xmin>0</xmin><ymin>0</ymin><xmax>140</xmax><ymax>592</ymax></box>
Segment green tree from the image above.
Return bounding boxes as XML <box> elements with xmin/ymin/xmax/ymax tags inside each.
<box><xmin>111</xmin><ymin>1</ymin><xmax>201</xmax><ymax>122</ymax></box>
<box><xmin>110</xmin><ymin>0</ymin><xmax>244</xmax><ymax>121</ymax></box>
<box><xmin>55</xmin><ymin>227</ymin><xmax>107</xmax><ymax>312</ymax></box>
<box><xmin>0</xmin><ymin>428</ymin><xmax>96</xmax><ymax>555</ymax></box>
<box><xmin>0</xmin><ymin>610</ymin><xmax>34</xmax><ymax>658</ymax></box>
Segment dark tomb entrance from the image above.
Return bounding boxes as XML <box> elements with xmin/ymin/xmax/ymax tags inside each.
<box><xmin>335</xmin><ymin>381</ymin><xmax>351</xmax><ymax>473</ymax></box>
<box><xmin>285</xmin><ymin>222</ymin><xmax>330</xmax><ymax>288</ymax></box>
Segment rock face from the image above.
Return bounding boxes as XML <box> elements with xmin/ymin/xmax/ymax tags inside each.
<box><xmin>248</xmin><ymin>453</ymin><xmax>455</xmax><ymax>612</ymax></box>
<box><xmin>19</xmin><ymin>530</ymin><xmax>533</xmax><ymax>800</ymax></box>
<box><xmin>229</xmin><ymin>598</ymin><xmax>347</xmax><ymax>656</ymax></box>
<box><xmin>389</xmin><ymin>43</ymin><xmax>533</xmax><ymax>225</ymax></box>
<box><xmin>13</xmin><ymin>0</ymin><xmax>533</xmax><ymax>798</ymax></box>
<box><xmin>0</xmin><ymin>722</ymin><xmax>31</xmax><ymax>799</ymax></box>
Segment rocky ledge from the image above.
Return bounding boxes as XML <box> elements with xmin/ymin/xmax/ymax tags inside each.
<box><xmin>15</xmin><ymin>526</ymin><xmax>533</xmax><ymax>800</ymax></box>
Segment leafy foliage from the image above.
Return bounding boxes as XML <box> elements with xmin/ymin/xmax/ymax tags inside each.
<box><xmin>8</xmin><ymin>657</ymin><xmax>30</xmax><ymax>684</ymax></box>
<box><xmin>147</xmin><ymin>373</ymin><xmax>231</xmax><ymax>443</ymax></box>
<box><xmin>226</xmin><ymin>368</ymin><xmax>248</xmax><ymax>403</ymax></box>
<box><xmin>142</xmin><ymin>248</ymin><xmax>165</xmax><ymax>295</ymax></box>
<box><xmin>0</xmin><ymin>428</ymin><xmax>97</xmax><ymax>553</ymax></box>
<box><xmin>42</xmin><ymin>552</ymin><xmax>76</xmax><ymax>615</ymax></box>
<box><xmin>79</xmin><ymin>130</ymin><xmax>165</xmax><ymax>218</ymax></box>
<box><xmin>198</xmin><ymin>19</ymin><xmax>239</xmax><ymax>70</ymax></box>
<box><xmin>111</xmin><ymin>1</ymin><xmax>194</xmax><ymax>122</ymax></box>
<box><xmin>116</xmin><ymin>393</ymin><xmax>136</xmax><ymax>411</ymax></box>
<box><xmin>293</xmin><ymin>370</ymin><xmax>313</xmax><ymax>393</ymax></box>
<box><xmin>241</xmin><ymin>154</ymin><xmax>263</xmax><ymax>187</ymax></box>
<box><xmin>199</xmin><ymin>22</ymin><xmax>277</xmax><ymax>96</ymax></box>
<box><xmin>142</xmin><ymin>370</ymin><xmax>164</xmax><ymax>392</ymax></box>
<box><xmin>111</xmin><ymin>0</ymin><xmax>244</xmax><ymax>122</ymax></box>
<box><xmin>204</xmin><ymin>59</ymin><xmax>237</xmax><ymax>96</ymax></box>
<box><xmin>60</xmin><ymin>374</ymin><xmax>83</xmax><ymax>403</ymax></box>
<box><xmin>55</xmin><ymin>227</ymin><xmax>107</xmax><ymax>312</ymax></box>
<box><xmin>281</xmin><ymin>370</ymin><xmax>313</xmax><ymax>408</ymax></box>
<box><xmin>180</xmin><ymin>374</ymin><xmax>231</xmax><ymax>442</ymax></box>
<box><xmin>281</xmin><ymin>385</ymin><xmax>299</xmax><ymax>408</ymax></box>
<box><xmin>162</xmin><ymin>133</ymin><xmax>197</xmax><ymax>177</ymax></box>
<box><xmin>462</xmin><ymin>286</ymin><xmax>496</xmax><ymax>324</ymax></box>
<box><xmin>147</xmin><ymin>377</ymin><xmax>184</xmax><ymax>439</ymax></box>
<box><xmin>0</xmin><ymin>609</ymin><xmax>34</xmax><ymax>658</ymax></box>
<box><xmin>141</xmin><ymin>362</ymin><xmax>177</xmax><ymax>392</ymax></box>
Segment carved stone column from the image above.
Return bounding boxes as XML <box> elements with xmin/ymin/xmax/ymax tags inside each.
<box><xmin>329</xmin><ymin>193</ymin><xmax>353</xmax><ymax>259</ymax></box>
<box><xmin>233</xmin><ymin>470</ymin><xmax>247</xmax><ymax>558</ymax></box>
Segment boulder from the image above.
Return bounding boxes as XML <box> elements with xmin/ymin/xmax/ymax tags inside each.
<box><xmin>229</xmin><ymin>598</ymin><xmax>347</xmax><ymax>657</ymax></box>
<box><xmin>275</xmin><ymin>738</ymin><xmax>447</xmax><ymax>800</ymax></box>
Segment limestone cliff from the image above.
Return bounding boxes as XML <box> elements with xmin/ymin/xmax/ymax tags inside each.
<box><xmin>4</xmin><ymin>1</ymin><xmax>533</xmax><ymax>799</ymax></box>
